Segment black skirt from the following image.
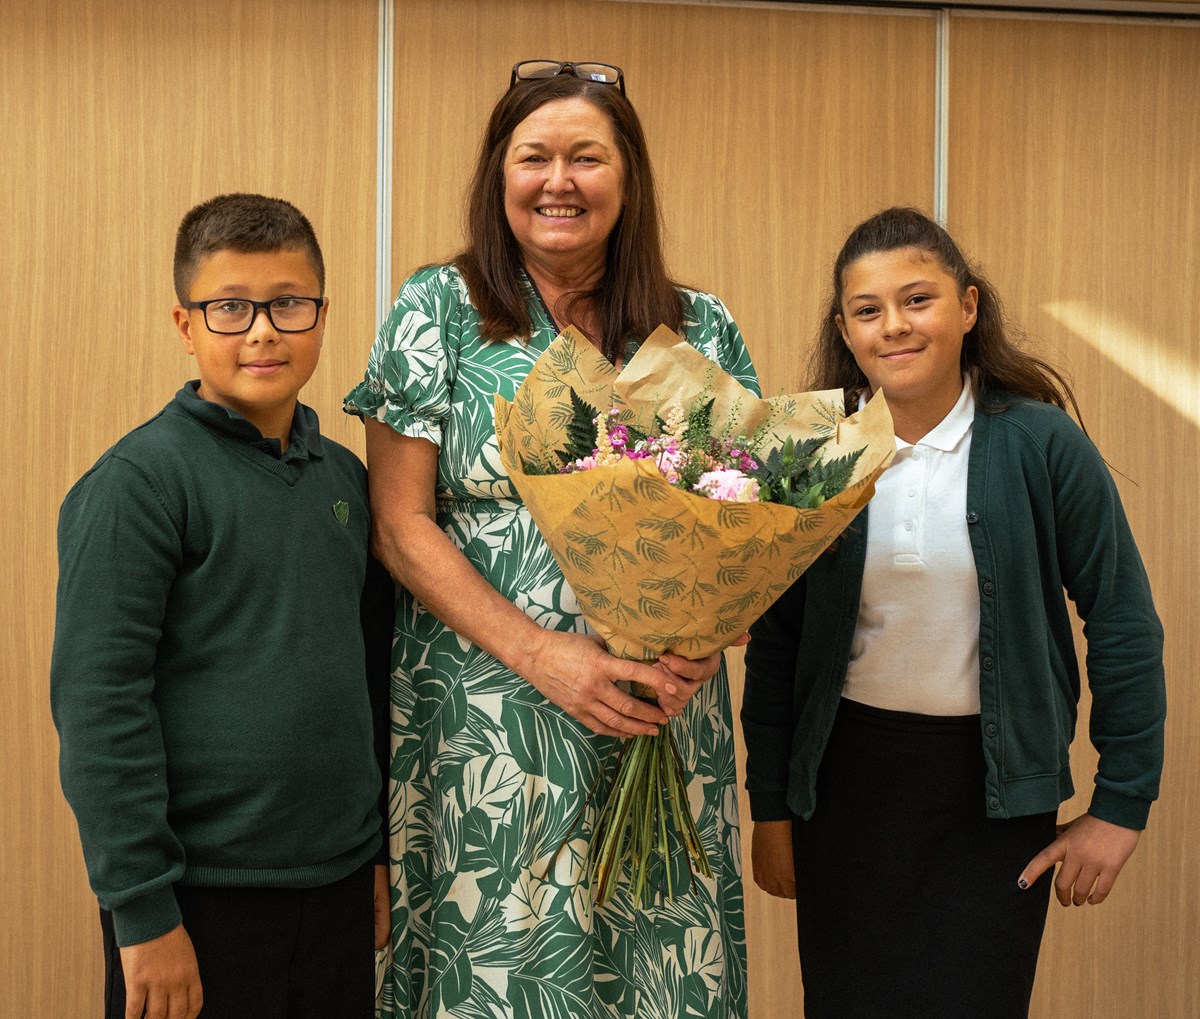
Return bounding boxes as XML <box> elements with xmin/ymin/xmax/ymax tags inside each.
<box><xmin>791</xmin><ymin>697</ymin><xmax>1056</xmax><ymax>1019</ymax></box>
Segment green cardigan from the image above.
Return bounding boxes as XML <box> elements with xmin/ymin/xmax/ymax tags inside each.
<box><xmin>51</xmin><ymin>384</ymin><xmax>393</xmax><ymax>947</ymax></box>
<box><xmin>743</xmin><ymin>395</ymin><xmax>1165</xmax><ymax>830</ymax></box>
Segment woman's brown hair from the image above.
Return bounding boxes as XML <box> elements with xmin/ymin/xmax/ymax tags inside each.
<box><xmin>809</xmin><ymin>207</ymin><xmax>1084</xmax><ymax>424</ymax></box>
<box><xmin>455</xmin><ymin>73</ymin><xmax>684</xmax><ymax>362</ymax></box>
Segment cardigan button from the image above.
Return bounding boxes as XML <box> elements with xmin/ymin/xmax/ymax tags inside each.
<box><xmin>966</xmin><ymin>511</ymin><xmax>979</xmax><ymax>524</ymax></box>
<box><xmin>982</xmin><ymin>656</ymin><xmax>994</xmax><ymax>670</ymax></box>
<box><xmin>984</xmin><ymin>722</ymin><xmax>998</xmax><ymax>738</ymax></box>
<box><xmin>983</xmin><ymin>581</ymin><xmax>995</xmax><ymax>595</ymax></box>
<box><xmin>988</xmin><ymin>795</ymin><xmax>1000</xmax><ymax>810</ymax></box>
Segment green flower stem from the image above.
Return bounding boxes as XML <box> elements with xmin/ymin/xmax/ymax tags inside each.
<box><xmin>656</xmin><ymin>759</ymin><xmax>672</xmax><ymax>901</ymax></box>
<box><xmin>588</xmin><ymin>691</ymin><xmax>713</xmax><ymax>906</ymax></box>
<box><xmin>593</xmin><ymin>736</ymin><xmax>644</xmax><ymax>901</ymax></box>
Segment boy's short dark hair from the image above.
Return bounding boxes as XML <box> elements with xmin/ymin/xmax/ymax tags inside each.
<box><xmin>173</xmin><ymin>193</ymin><xmax>326</xmax><ymax>302</ymax></box>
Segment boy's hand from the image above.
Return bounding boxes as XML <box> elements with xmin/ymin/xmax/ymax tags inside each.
<box><xmin>374</xmin><ymin>864</ymin><xmax>390</xmax><ymax>950</ymax></box>
<box><xmin>119</xmin><ymin>923</ymin><xmax>202</xmax><ymax>1019</ymax></box>
<box><xmin>1017</xmin><ymin>813</ymin><xmax>1141</xmax><ymax>906</ymax></box>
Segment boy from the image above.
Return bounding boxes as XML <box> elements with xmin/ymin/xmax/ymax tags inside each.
<box><xmin>51</xmin><ymin>194</ymin><xmax>392</xmax><ymax>1019</ymax></box>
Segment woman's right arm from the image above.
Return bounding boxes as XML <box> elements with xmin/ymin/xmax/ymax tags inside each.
<box><xmin>365</xmin><ymin>419</ymin><xmax>677</xmax><ymax>738</ymax></box>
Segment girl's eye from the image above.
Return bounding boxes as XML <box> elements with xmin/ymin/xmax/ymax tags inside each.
<box><xmin>855</xmin><ymin>305</ymin><xmax>878</xmax><ymax>318</ymax></box>
<box><xmin>908</xmin><ymin>294</ymin><xmax>931</xmax><ymax>307</ymax></box>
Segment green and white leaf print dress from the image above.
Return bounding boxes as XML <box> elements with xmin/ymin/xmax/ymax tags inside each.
<box><xmin>345</xmin><ymin>265</ymin><xmax>755</xmax><ymax>1019</ymax></box>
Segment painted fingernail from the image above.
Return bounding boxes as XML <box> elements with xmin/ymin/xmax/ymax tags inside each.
<box><xmin>1017</xmin><ymin>878</ymin><xmax>1028</xmax><ymax>890</ymax></box>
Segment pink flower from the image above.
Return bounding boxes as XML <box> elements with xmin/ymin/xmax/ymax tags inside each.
<box><xmin>654</xmin><ymin>444</ymin><xmax>683</xmax><ymax>485</ymax></box>
<box><xmin>694</xmin><ymin>469</ymin><xmax>761</xmax><ymax>502</ymax></box>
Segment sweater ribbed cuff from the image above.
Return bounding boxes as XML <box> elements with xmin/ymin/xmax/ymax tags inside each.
<box><xmin>1088</xmin><ymin>787</ymin><xmax>1152</xmax><ymax>831</ymax></box>
<box><xmin>747</xmin><ymin>787</ymin><xmax>794</xmax><ymax>823</ymax></box>
<box><xmin>111</xmin><ymin>885</ymin><xmax>182</xmax><ymax>948</ymax></box>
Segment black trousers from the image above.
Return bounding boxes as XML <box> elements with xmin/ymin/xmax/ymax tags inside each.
<box><xmin>101</xmin><ymin>860</ymin><xmax>376</xmax><ymax>1019</ymax></box>
<box><xmin>792</xmin><ymin>698</ymin><xmax>1056</xmax><ymax>1019</ymax></box>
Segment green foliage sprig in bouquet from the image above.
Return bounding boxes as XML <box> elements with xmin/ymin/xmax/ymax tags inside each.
<box><xmin>750</xmin><ymin>435</ymin><xmax>865</xmax><ymax>510</ymax></box>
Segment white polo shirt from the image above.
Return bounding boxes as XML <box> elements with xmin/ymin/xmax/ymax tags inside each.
<box><xmin>842</xmin><ymin>380</ymin><xmax>981</xmax><ymax>715</ymax></box>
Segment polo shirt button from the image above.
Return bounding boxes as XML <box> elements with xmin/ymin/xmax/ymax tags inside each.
<box><xmin>983</xmin><ymin>581</ymin><xmax>995</xmax><ymax>595</ymax></box>
<box><xmin>966</xmin><ymin>511</ymin><xmax>979</xmax><ymax>524</ymax></box>
<box><xmin>988</xmin><ymin>795</ymin><xmax>1000</xmax><ymax>810</ymax></box>
<box><xmin>982</xmin><ymin>656</ymin><xmax>994</xmax><ymax>670</ymax></box>
<box><xmin>985</xmin><ymin>722</ymin><xmax>998</xmax><ymax>738</ymax></box>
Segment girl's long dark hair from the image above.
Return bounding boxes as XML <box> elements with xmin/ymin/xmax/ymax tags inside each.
<box><xmin>455</xmin><ymin>73</ymin><xmax>684</xmax><ymax>361</ymax></box>
<box><xmin>809</xmin><ymin>207</ymin><xmax>1084</xmax><ymax>425</ymax></box>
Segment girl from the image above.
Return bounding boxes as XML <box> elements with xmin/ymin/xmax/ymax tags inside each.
<box><xmin>742</xmin><ymin>207</ymin><xmax>1165</xmax><ymax>1019</ymax></box>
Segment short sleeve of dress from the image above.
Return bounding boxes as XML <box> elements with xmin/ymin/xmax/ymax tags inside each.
<box><xmin>343</xmin><ymin>265</ymin><xmax>468</xmax><ymax>448</ymax></box>
<box><xmin>679</xmin><ymin>289</ymin><xmax>761</xmax><ymax>398</ymax></box>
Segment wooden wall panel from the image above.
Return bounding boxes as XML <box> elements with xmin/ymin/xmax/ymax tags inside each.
<box><xmin>949</xmin><ymin>16</ymin><xmax>1200</xmax><ymax>1018</ymax></box>
<box><xmin>391</xmin><ymin>3</ymin><xmax>937</xmax><ymax>1015</ymax></box>
<box><xmin>0</xmin><ymin>0</ymin><xmax>378</xmax><ymax>1013</ymax></box>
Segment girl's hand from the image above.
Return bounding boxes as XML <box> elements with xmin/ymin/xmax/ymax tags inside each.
<box><xmin>1017</xmin><ymin>813</ymin><xmax>1141</xmax><ymax>906</ymax></box>
<box><xmin>751</xmin><ymin>819</ymin><xmax>797</xmax><ymax>899</ymax></box>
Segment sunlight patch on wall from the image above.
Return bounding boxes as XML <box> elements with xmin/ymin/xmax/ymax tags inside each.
<box><xmin>1042</xmin><ymin>300</ymin><xmax>1199</xmax><ymax>428</ymax></box>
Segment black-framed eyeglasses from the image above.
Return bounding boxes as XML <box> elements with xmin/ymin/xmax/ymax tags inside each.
<box><xmin>510</xmin><ymin>59</ymin><xmax>626</xmax><ymax>96</ymax></box>
<box><xmin>184</xmin><ymin>297</ymin><xmax>325</xmax><ymax>335</ymax></box>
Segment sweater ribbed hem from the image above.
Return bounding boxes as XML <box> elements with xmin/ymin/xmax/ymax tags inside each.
<box><xmin>178</xmin><ymin>836</ymin><xmax>380</xmax><ymax>892</ymax></box>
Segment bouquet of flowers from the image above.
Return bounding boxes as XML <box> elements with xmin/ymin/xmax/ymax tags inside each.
<box><xmin>494</xmin><ymin>325</ymin><xmax>894</xmax><ymax>904</ymax></box>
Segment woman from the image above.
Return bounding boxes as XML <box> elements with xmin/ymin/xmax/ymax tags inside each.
<box><xmin>346</xmin><ymin>61</ymin><xmax>753</xmax><ymax>1018</ymax></box>
<box><xmin>742</xmin><ymin>207</ymin><xmax>1165</xmax><ymax>1019</ymax></box>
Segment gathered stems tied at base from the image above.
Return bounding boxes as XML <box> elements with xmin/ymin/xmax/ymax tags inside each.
<box><xmin>587</xmin><ymin>686</ymin><xmax>713</xmax><ymax>907</ymax></box>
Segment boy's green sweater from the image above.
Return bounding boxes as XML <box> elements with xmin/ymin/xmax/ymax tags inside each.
<box><xmin>51</xmin><ymin>384</ymin><xmax>393</xmax><ymax>947</ymax></box>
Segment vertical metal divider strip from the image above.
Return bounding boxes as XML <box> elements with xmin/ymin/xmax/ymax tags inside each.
<box><xmin>376</xmin><ymin>0</ymin><xmax>395</xmax><ymax>328</ymax></box>
<box><xmin>935</xmin><ymin>8</ymin><xmax>950</xmax><ymax>223</ymax></box>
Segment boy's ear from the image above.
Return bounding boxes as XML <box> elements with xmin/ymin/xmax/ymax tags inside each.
<box><xmin>173</xmin><ymin>305</ymin><xmax>197</xmax><ymax>355</ymax></box>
